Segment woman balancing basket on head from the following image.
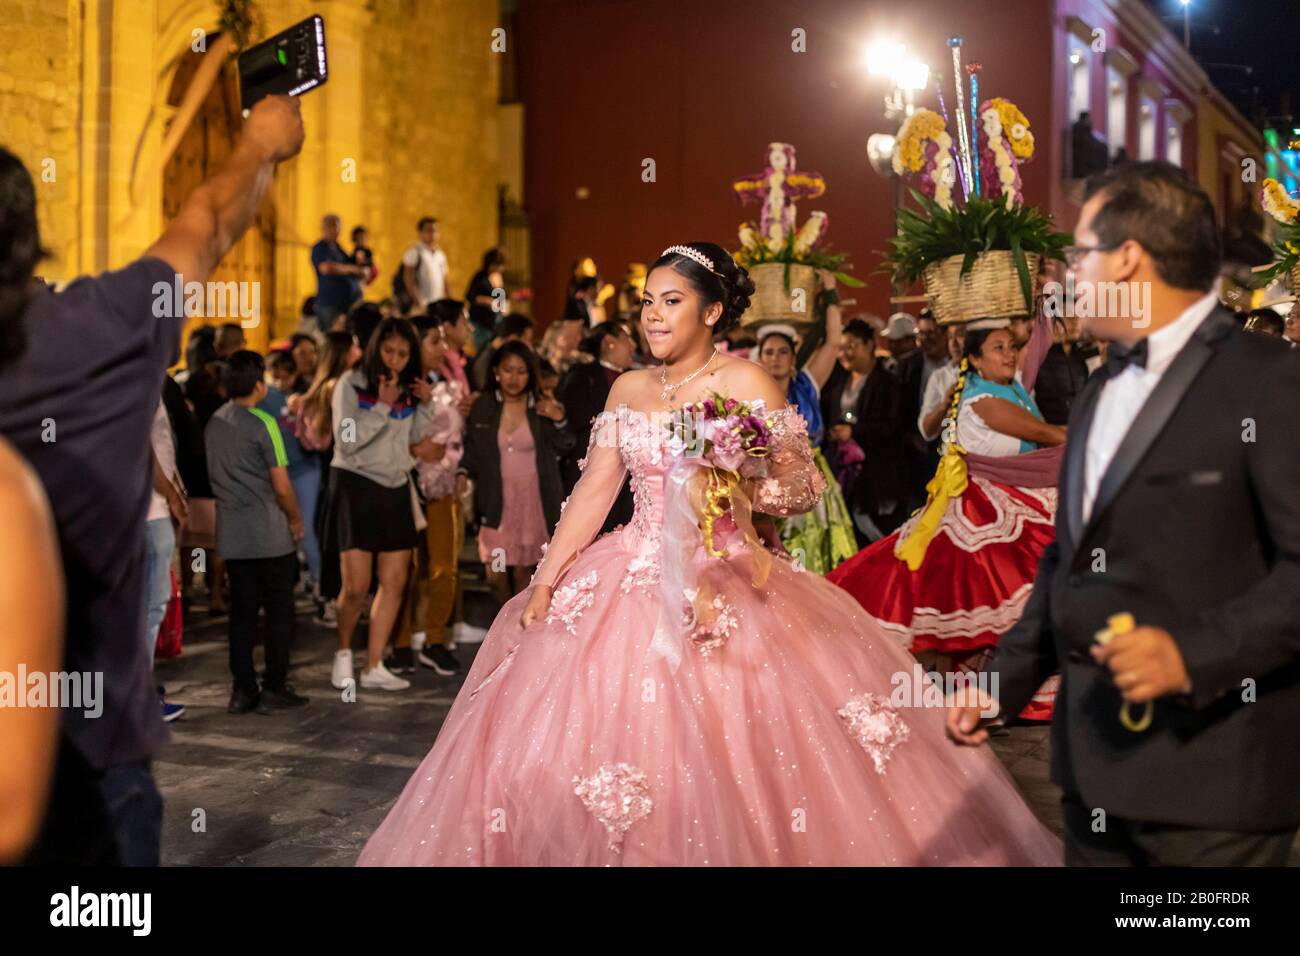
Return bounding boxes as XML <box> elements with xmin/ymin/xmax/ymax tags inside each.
<box><xmin>827</xmin><ymin>85</ymin><xmax>1071</xmax><ymax>720</ymax></box>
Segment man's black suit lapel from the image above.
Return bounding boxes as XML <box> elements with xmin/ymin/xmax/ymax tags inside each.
<box><xmin>1083</xmin><ymin>308</ymin><xmax>1236</xmax><ymax>538</ymax></box>
<box><xmin>1062</xmin><ymin>369</ymin><xmax>1107</xmax><ymax>549</ymax></box>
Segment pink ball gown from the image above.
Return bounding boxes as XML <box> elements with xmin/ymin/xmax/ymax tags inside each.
<box><xmin>358</xmin><ymin>404</ymin><xmax>1060</xmax><ymax>866</ymax></box>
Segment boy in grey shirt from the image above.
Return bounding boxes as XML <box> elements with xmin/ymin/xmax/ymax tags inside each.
<box><xmin>206</xmin><ymin>351</ymin><xmax>310</xmax><ymax>714</ymax></box>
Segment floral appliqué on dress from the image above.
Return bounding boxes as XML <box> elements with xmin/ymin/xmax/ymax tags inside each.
<box><xmin>572</xmin><ymin>762</ymin><xmax>654</xmax><ymax>853</ymax></box>
<box><xmin>545</xmin><ymin>571</ymin><xmax>598</xmax><ymax>635</ymax></box>
<box><xmin>680</xmin><ymin>589</ymin><xmax>739</xmax><ymax>658</ymax></box>
<box><xmin>619</xmin><ymin>554</ymin><xmax>660</xmax><ymax>594</ymax></box>
<box><xmin>838</xmin><ymin>692</ymin><xmax>911</xmax><ymax>774</ymax></box>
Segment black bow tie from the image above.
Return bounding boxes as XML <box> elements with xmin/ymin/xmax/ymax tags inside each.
<box><xmin>1105</xmin><ymin>338</ymin><xmax>1149</xmax><ymax>375</ymax></box>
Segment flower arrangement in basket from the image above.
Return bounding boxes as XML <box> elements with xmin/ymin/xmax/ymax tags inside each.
<box><xmin>1258</xmin><ymin>177</ymin><xmax>1300</xmax><ymax>293</ymax></box>
<box><xmin>881</xmin><ymin>38</ymin><xmax>1070</xmax><ymax>324</ymax></box>
<box><xmin>731</xmin><ymin>143</ymin><xmax>862</xmax><ymax>328</ymax></box>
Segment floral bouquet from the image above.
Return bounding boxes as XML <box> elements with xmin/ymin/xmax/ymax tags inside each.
<box><xmin>1259</xmin><ymin>177</ymin><xmax>1300</xmax><ymax>291</ymax></box>
<box><xmin>664</xmin><ymin>393</ymin><xmax>773</xmax><ymax>557</ymax></box>
<box><xmin>652</xmin><ymin>392</ymin><xmax>776</xmax><ymax>671</ymax></box>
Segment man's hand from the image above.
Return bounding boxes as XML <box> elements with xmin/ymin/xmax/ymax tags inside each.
<box><xmin>945</xmin><ymin>688</ymin><xmax>1000</xmax><ymax>746</ymax></box>
<box><xmin>519</xmin><ymin>585</ymin><xmax>552</xmax><ymax>628</ymax></box>
<box><xmin>242</xmin><ymin>95</ymin><xmax>305</xmax><ymax>164</ymax></box>
<box><xmin>1091</xmin><ymin>626</ymin><xmax>1191</xmax><ymax>703</ymax></box>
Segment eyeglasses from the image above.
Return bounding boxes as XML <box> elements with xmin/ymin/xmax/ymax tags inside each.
<box><xmin>1063</xmin><ymin>242</ymin><xmax>1122</xmax><ymax>267</ymax></box>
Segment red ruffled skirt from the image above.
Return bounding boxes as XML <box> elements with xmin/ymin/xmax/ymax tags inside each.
<box><xmin>827</xmin><ymin>476</ymin><xmax>1059</xmax><ymax>721</ymax></box>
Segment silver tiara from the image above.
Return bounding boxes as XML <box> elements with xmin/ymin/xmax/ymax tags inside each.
<box><xmin>662</xmin><ymin>244</ymin><xmax>718</xmax><ymax>274</ymax></box>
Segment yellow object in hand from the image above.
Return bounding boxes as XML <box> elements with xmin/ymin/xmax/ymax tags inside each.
<box><xmin>1094</xmin><ymin>612</ymin><xmax>1153</xmax><ymax>732</ymax></box>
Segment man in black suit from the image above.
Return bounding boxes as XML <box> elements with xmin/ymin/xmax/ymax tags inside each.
<box><xmin>557</xmin><ymin>321</ymin><xmax>635</xmax><ymax>531</ymax></box>
<box><xmin>949</xmin><ymin>162</ymin><xmax>1300</xmax><ymax>865</ymax></box>
<box><xmin>821</xmin><ymin>320</ymin><xmax>910</xmax><ymax>542</ymax></box>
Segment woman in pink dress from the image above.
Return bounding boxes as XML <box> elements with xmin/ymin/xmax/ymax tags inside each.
<box><xmin>358</xmin><ymin>243</ymin><xmax>1060</xmax><ymax>866</ymax></box>
<box><xmin>463</xmin><ymin>341</ymin><xmax>574</xmax><ymax>606</ymax></box>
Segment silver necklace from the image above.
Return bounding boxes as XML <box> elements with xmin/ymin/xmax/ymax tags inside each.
<box><xmin>659</xmin><ymin>349</ymin><xmax>717</xmax><ymax>402</ymax></box>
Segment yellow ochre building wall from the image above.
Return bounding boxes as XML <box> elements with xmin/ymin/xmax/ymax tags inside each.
<box><xmin>0</xmin><ymin>0</ymin><xmax>501</xmax><ymax>349</ymax></box>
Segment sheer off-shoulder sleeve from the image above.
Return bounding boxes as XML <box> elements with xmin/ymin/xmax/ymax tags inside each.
<box><xmin>532</xmin><ymin>410</ymin><xmax>628</xmax><ymax>588</ymax></box>
<box><xmin>752</xmin><ymin>406</ymin><xmax>826</xmax><ymax>516</ymax></box>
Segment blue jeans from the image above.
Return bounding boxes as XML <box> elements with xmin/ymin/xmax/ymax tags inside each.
<box><xmin>291</xmin><ymin>465</ymin><xmax>322</xmax><ymax>582</ymax></box>
<box><xmin>143</xmin><ymin>518</ymin><xmax>175</xmax><ymax>657</ymax></box>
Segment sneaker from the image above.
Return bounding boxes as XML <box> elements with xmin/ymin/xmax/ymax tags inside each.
<box><xmin>418</xmin><ymin>643</ymin><xmax>463</xmax><ymax>676</ymax></box>
<box><xmin>227</xmin><ymin>686</ymin><xmax>269</xmax><ymax>715</ymax></box>
<box><xmin>314</xmin><ymin>599</ymin><xmax>338</xmax><ymax>629</ymax></box>
<box><xmin>161</xmin><ymin>699</ymin><xmax>186</xmax><ymax>722</ymax></box>
<box><xmin>451</xmin><ymin>621</ymin><xmax>488</xmax><ymax>645</ymax></box>
<box><xmin>385</xmin><ymin>646</ymin><xmax>416</xmax><ymax>675</ymax></box>
<box><xmin>331</xmin><ymin>649</ymin><xmax>354</xmax><ymax>689</ymax></box>
<box><xmin>261</xmin><ymin>684</ymin><xmax>310</xmax><ymax>708</ymax></box>
<box><xmin>360</xmin><ymin>661</ymin><xmax>410</xmax><ymax>691</ymax></box>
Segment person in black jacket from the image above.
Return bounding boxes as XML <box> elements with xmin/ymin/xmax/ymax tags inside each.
<box><xmin>1034</xmin><ymin>315</ymin><xmax>1095</xmax><ymax>425</ymax></box>
<box><xmin>820</xmin><ymin>320</ymin><xmax>911</xmax><ymax>544</ymax></box>
<box><xmin>950</xmin><ymin>161</ymin><xmax>1300</xmax><ymax>866</ymax></box>
<box><xmin>557</xmin><ymin>321</ymin><xmax>636</xmax><ymax>531</ymax></box>
<box><xmin>462</xmin><ymin>341</ymin><xmax>576</xmax><ymax>605</ymax></box>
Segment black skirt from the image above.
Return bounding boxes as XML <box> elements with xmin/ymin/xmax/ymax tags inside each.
<box><xmin>324</xmin><ymin>467</ymin><xmax>418</xmax><ymax>554</ymax></box>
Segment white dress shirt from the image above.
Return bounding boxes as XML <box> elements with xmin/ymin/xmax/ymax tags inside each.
<box><xmin>917</xmin><ymin>362</ymin><xmax>959</xmax><ymax>440</ymax></box>
<box><xmin>1082</xmin><ymin>293</ymin><xmax>1218</xmax><ymax>522</ymax></box>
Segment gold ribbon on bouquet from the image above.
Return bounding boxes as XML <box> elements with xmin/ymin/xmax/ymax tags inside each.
<box><xmin>688</xmin><ymin>467</ymin><xmax>773</xmax><ymax>589</ymax></box>
<box><xmin>649</xmin><ymin>462</ymin><xmax>776</xmax><ymax>672</ymax></box>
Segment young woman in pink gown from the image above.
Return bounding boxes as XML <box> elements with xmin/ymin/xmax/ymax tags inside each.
<box><xmin>358</xmin><ymin>243</ymin><xmax>1061</xmax><ymax>866</ymax></box>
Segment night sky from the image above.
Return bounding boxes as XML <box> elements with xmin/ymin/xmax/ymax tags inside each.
<box><xmin>1139</xmin><ymin>0</ymin><xmax>1298</xmax><ymax>128</ymax></box>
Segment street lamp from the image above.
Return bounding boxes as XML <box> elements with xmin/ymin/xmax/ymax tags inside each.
<box><xmin>864</xmin><ymin>38</ymin><xmax>929</xmax><ymax>121</ymax></box>
<box><xmin>1180</xmin><ymin>0</ymin><xmax>1191</xmax><ymax>51</ymax></box>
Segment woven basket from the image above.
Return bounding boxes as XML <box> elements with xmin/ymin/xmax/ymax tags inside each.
<box><xmin>1290</xmin><ymin>261</ymin><xmax>1300</xmax><ymax>296</ymax></box>
<box><xmin>921</xmin><ymin>251</ymin><xmax>1040</xmax><ymax>324</ymax></box>
<box><xmin>739</xmin><ymin>263</ymin><xmax>819</xmax><ymax>330</ymax></box>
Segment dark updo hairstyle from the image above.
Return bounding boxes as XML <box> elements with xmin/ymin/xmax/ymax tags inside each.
<box><xmin>489</xmin><ymin>339</ymin><xmax>540</xmax><ymax>399</ymax></box>
<box><xmin>649</xmin><ymin>241</ymin><xmax>755</xmax><ymax>336</ymax></box>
